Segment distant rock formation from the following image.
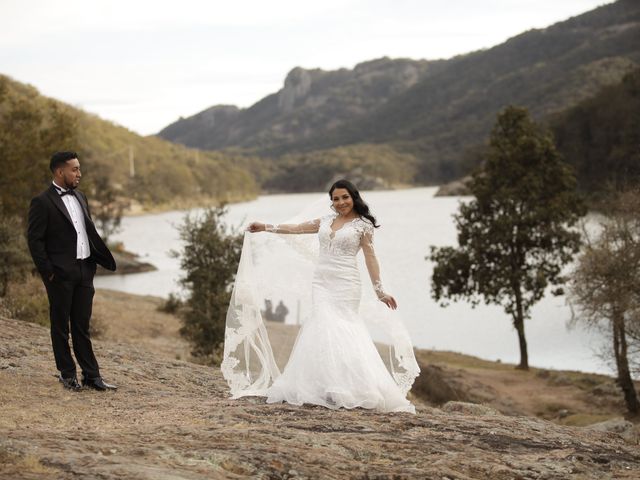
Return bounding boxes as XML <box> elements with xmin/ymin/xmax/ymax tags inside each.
<box><xmin>157</xmin><ymin>57</ymin><xmax>433</xmax><ymax>151</ymax></box>
<box><xmin>278</xmin><ymin>67</ymin><xmax>313</xmax><ymax>113</ymax></box>
<box><xmin>435</xmin><ymin>176</ymin><xmax>472</xmax><ymax>196</ymax></box>
<box><xmin>325</xmin><ymin>167</ymin><xmax>388</xmax><ymax>191</ymax></box>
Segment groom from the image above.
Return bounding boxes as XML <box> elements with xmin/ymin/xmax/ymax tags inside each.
<box><xmin>28</xmin><ymin>151</ymin><xmax>117</xmax><ymax>391</ymax></box>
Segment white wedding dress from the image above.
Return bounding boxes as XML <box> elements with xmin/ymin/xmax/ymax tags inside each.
<box><xmin>222</xmin><ymin>212</ymin><xmax>419</xmax><ymax>414</ymax></box>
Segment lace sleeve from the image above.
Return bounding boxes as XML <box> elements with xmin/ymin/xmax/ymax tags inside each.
<box><xmin>265</xmin><ymin>218</ymin><xmax>320</xmax><ymax>234</ymax></box>
<box><xmin>359</xmin><ymin>222</ymin><xmax>387</xmax><ymax>299</ymax></box>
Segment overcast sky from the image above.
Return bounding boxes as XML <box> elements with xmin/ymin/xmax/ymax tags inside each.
<box><xmin>1</xmin><ymin>0</ymin><xmax>611</xmax><ymax>135</ymax></box>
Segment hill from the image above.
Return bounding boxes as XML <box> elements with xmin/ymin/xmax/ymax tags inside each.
<box><xmin>1</xmin><ymin>290</ymin><xmax>639</xmax><ymax>478</ymax></box>
<box><xmin>158</xmin><ymin>0</ymin><xmax>640</xmax><ymax>192</ymax></box>
<box><xmin>551</xmin><ymin>67</ymin><xmax>640</xmax><ymax>196</ymax></box>
<box><xmin>0</xmin><ymin>75</ymin><xmax>258</xmax><ymax>210</ymax></box>
<box><xmin>158</xmin><ymin>57</ymin><xmax>435</xmax><ymax>151</ymax></box>
<box><xmin>327</xmin><ymin>0</ymin><xmax>640</xmax><ymax>184</ymax></box>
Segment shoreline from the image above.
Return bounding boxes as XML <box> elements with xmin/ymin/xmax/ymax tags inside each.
<box><xmin>121</xmin><ymin>184</ymin><xmax>438</xmax><ymax>217</ymax></box>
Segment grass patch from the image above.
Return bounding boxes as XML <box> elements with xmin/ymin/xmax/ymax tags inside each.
<box><xmin>0</xmin><ymin>444</ymin><xmax>57</xmax><ymax>476</ymax></box>
<box><xmin>2</xmin><ymin>275</ymin><xmax>49</xmax><ymax>326</ymax></box>
<box><xmin>415</xmin><ymin>350</ymin><xmax>516</xmax><ymax>371</ymax></box>
<box><xmin>560</xmin><ymin>413</ymin><xmax>618</xmax><ymax>427</ymax></box>
<box><xmin>536</xmin><ymin>401</ymin><xmax>573</xmax><ymax>418</ymax></box>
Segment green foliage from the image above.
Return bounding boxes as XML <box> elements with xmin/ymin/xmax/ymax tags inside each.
<box><xmin>76</xmin><ymin>109</ymin><xmax>259</xmax><ymax>207</ymax></box>
<box><xmin>429</xmin><ymin>106</ymin><xmax>585</xmax><ymax>369</ymax></box>
<box><xmin>0</xmin><ymin>77</ymin><xmax>78</xmax><ymax>215</ymax></box>
<box><xmin>265</xmin><ymin>144</ymin><xmax>419</xmax><ymax>192</ymax></box>
<box><xmin>0</xmin><ymin>74</ymin><xmax>259</xmax><ymax>212</ymax></box>
<box><xmin>569</xmin><ymin>190</ymin><xmax>640</xmax><ymax>414</ymax></box>
<box><xmin>158</xmin><ymin>293</ymin><xmax>184</xmax><ymax>314</ymax></box>
<box><xmin>552</xmin><ymin>68</ymin><xmax>640</xmax><ymax>197</ymax></box>
<box><xmin>84</xmin><ymin>164</ymin><xmax>129</xmax><ymax>244</ymax></box>
<box><xmin>0</xmin><ymin>215</ymin><xmax>32</xmax><ymax>297</ymax></box>
<box><xmin>174</xmin><ymin>206</ymin><xmax>242</xmax><ymax>363</ymax></box>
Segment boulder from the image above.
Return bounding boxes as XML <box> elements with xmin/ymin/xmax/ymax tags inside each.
<box><xmin>586</xmin><ymin>418</ymin><xmax>639</xmax><ymax>444</ymax></box>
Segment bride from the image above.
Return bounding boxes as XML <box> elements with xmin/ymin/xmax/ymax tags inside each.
<box><xmin>222</xmin><ymin>179</ymin><xmax>419</xmax><ymax>413</ymax></box>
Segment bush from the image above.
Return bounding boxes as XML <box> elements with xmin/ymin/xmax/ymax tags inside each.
<box><xmin>157</xmin><ymin>292</ymin><xmax>184</xmax><ymax>314</ymax></box>
<box><xmin>2</xmin><ymin>275</ymin><xmax>49</xmax><ymax>326</ymax></box>
<box><xmin>173</xmin><ymin>206</ymin><xmax>243</xmax><ymax>364</ymax></box>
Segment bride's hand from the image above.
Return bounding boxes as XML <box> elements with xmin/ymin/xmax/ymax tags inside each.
<box><xmin>380</xmin><ymin>294</ymin><xmax>398</xmax><ymax>310</ymax></box>
<box><xmin>247</xmin><ymin>222</ymin><xmax>266</xmax><ymax>233</ymax></box>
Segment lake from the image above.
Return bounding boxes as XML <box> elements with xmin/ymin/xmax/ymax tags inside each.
<box><xmin>95</xmin><ymin>187</ymin><xmax>610</xmax><ymax>375</ymax></box>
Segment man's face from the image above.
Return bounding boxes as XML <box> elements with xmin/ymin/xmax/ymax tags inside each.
<box><xmin>58</xmin><ymin>158</ymin><xmax>81</xmax><ymax>189</ymax></box>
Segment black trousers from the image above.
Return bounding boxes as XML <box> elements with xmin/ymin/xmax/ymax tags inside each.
<box><xmin>43</xmin><ymin>258</ymin><xmax>99</xmax><ymax>379</ymax></box>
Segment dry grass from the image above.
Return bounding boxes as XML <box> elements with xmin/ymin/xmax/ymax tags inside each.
<box><xmin>1</xmin><ymin>276</ymin><xmax>49</xmax><ymax>327</ymax></box>
<box><xmin>0</xmin><ymin>445</ymin><xmax>59</xmax><ymax>477</ymax></box>
<box><xmin>413</xmin><ymin>348</ymin><xmax>632</xmax><ymax>423</ymax></box>
<box><xmin>92</xmin><ymin>289</ymin><xmax>190</xmax><ymax>361</ymax></box>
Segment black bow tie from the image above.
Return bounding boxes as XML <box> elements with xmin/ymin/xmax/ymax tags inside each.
<box><xmin>55</xmin><ymin>186</ymin><xmax>76</xmax><ymax>197</ymax></box>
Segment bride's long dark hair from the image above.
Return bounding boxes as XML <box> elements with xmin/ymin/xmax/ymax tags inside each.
<box><xmin>329</xmin><ymin>179</ymin><xmax>380</xmax><ymax>228</ymax></box>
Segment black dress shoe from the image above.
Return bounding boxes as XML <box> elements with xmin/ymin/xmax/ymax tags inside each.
<box><xmin>82</xmin><ymin>376</ymin><xmax>117</xmax><ymax>391</ymax></box>
<box><xmin>59</xmin><ymin>375</ymin><xmax>82</xmax><ymax>391</ymax></box>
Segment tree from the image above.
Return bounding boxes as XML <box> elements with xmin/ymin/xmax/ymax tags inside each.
<box><xmin>174</xmin><ymin>206</ymin><xmax>242</xmax><ymax>363</ymax></box>
<box><xmin>0</xmin><ymin>77</ymin><xmax>76</xmax><ymax>300</ymax></box>
<box><xmin>552</xmin><ymin>68</ymin><xmax>640</xmax><ymax>196</ymax></box>
<box><xmin>0</xmin><ymin>78</ymin><xmax>77</xmax><ymax>216</ymax></box>
<box><xmin>429</xmin><ymin>106</ymin><xmax>585</xmax><ymax>370</ymax></box>
<box><xmin>85</xmin><ymin>164</ymin><xmax>129</xmax><ymax>245</ymax></box>
<box><xmin>569</xmin><ymin>190</ymin><xmax>640</xmax><ymax>415</ymax></box>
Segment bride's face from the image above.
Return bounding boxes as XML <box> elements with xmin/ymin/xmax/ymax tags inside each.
<box><xmin>331</xmin><ymin>188</ymin><xmax>354</xmax><ymax>216</ymax></box>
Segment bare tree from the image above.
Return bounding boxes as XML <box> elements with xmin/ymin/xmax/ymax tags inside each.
<box><xmin>570</xmin><ymin>190</ymin><xmax>640</xmax><ymax>416</ymax></box>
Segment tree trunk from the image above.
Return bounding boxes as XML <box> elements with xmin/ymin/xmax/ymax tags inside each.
<box><xmin>612</xmin><ymin>310</ymin><xmax>640</xmax><ymax>415</ymax></box>
<box><xmin>513</xmin><ymin>286</ymin><xmax>529</xmax><ymax>370</ymax></box>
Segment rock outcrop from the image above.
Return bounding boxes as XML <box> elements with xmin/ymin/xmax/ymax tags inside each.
<box><xmin>157</xmin><ymin>57</ymin><xmax>433</xmax><ymax>151</ymax></box>
<box><xmin>1</xmin><ymin>315</ymin><xmax>640</xmax><ymax>479</ymax></box>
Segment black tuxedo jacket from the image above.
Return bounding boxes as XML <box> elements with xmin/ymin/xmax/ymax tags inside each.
<box><xmin>27</xmin><ymin>185</ymin><xmax>116</xmax><ymax>279</ymax></box>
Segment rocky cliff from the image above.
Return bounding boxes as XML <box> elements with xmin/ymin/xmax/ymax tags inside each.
<box><xmin>157</xmin><ymin>57</ymin><xmax>433</xmax><ymax>151</ymax></box>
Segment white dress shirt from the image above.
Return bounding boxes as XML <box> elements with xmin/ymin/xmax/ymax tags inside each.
<box><xmin>53</xmin><ymin>181</ymin><xmax>91</xmax><ymax>259</ymax></box>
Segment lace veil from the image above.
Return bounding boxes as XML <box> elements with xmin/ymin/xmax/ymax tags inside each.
<box><xmin>221</xmin><ymin>196</ymin><xmax>420</xmax><ymax>398</ymax></box>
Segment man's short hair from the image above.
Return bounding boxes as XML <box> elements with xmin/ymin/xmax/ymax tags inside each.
<box><xmin>49</xmin><ymin>151</ymin><xmax>78</xmax><ymax>172</ymax></box>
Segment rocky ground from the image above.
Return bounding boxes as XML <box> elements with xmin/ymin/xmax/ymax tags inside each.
<box><xmin>1</xmin><ymin>291</ymin><xmax>640</xmax><ymax>479</ymax></box>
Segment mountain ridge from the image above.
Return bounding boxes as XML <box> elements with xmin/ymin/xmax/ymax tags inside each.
<box><xmin>159</xmin><ymin>56</ymin><xmax>435</xmax><ymax>151</ymax></box>
<box><xmin>158</xmin><ymin>0</ymin><xmax>640</xmax><ymax>189</ymax></box>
